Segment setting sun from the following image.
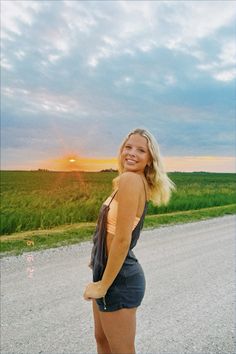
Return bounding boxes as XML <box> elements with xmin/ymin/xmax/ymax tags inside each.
<box><xmin>37</xmin><ymin>154</ymin><xmax>236</xmax><ymax>173</ymax></box>
<box><xmin>40</xmin><ymin>154</ymin><xmax>118</xmax><ymax>171</ymax></box>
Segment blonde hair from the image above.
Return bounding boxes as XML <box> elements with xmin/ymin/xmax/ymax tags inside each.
<box><xmin>114</xmin><ymin>128</ymin><xmax>176</xmax><ymax>206</ymax></box>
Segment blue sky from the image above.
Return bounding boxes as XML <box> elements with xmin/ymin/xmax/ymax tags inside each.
<box><xmin>1</xmin><ymin>0</ymin><xmax>236</xmax><ymax>172</ymax></box>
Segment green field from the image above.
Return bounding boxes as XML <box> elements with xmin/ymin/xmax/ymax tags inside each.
<box><xmin>1</xmin><ymin>171</ymin><xmax>236</xmax><ymax>256</ymax></box>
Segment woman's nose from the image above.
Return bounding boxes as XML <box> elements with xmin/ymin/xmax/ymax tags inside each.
<box><xmin>127</xmin><ymin>149</ymin><xmax>136</xmax><ymax>157</ymax></box>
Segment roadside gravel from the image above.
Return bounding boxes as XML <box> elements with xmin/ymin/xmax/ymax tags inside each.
<box><xmin>1</xmin><ymin>215</ymin><xmax>235</xmax><ymax>354</ymax></box>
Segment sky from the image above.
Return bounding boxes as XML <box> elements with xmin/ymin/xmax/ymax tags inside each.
<box><xmin>1</xmin><ymin>0</ymin><xmax>236</xmax><ymax>172</ymax></box>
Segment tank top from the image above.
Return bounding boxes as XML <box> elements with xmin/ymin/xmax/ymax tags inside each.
<box><xmin>104</xmin><ymin>195</ymin><xmax>140</xmax><ymax>235</ymax></box>
<box><xmin>90</xmin><ymin>176</ymin><xmax>148</xmax><ymax>282</ymax></box>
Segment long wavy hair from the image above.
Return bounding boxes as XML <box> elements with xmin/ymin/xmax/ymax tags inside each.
<box><xmin>113</xmin><ymin>128</ymin><xmax>176</xmax><ymax>206</ymax></box>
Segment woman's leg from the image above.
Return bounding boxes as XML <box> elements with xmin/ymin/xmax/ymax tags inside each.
<box><xmin>99</xmin><ymin>307</ymin><xmax>137</xmax><ymax>354</ymax></box>
<box><xmin>92</xmin><ymin>300</ymin><xmax>112</xmax><ymax>354</ymax></box>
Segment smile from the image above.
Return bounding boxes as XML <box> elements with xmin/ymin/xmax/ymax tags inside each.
<box><xmin>125</xmin><ymin>159</ymin><xmax>137</xmax><ymax>164</ymax></box>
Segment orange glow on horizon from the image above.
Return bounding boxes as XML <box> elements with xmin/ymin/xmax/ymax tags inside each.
<box><xmin>41</xmin><ymin>155</ymin><xmax>118</xmax><ymax>171</ymax></box>
<box><xmin>164</xmin><ymin>156</ymin><xmax>236</xmax><ymax>173</ymax></box>
<box><xmin>37</xmin><ymin>155</ymin><xmax>236</xmax><ymax>173</ymax></box>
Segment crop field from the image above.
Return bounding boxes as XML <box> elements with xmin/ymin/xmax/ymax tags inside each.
<box><xmin>1</xmin><ymin>170</ymin><xmax>236</xmax><ymax>235</ymax></box>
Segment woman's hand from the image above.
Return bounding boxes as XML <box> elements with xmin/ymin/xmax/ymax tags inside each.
<box><xmin>83</xmin><ymin>281</ymin><xmax>107</xmax><ymax>301</ymax></box>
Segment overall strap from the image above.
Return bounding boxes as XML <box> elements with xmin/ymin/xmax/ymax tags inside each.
<box><xmin>107</xmin><ymin>189</ymin><xmax>118</xmax><ymax>207</ymax></box>
<box><xmin>140</xmin><ymin>175</ymin><xmax>148</xmax><ymax>201</ymax></box>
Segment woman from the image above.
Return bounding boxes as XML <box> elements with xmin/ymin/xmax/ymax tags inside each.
<box><xmin>83</xmin><ymin>128</ymin><xmax>175</xmax><ymax>354</ymax></box>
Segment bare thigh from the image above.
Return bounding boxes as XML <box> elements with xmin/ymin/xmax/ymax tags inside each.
<box><xmin>92</xmin><ymin>299</ymin><xmax>107</xmax><ymax>341</ymax></box>
<box><xmin>99</xmin><ymin>307</ymin><xmax>137</xmax><ymax>354</ymax></box>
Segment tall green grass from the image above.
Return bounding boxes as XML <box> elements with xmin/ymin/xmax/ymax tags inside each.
<box><xmin>1</xmin><ymin>171</ymin><xmax>235</xmax><ymax>235</ymax></box>
<box><xmin>148</xmin><ymin>172</ymin><xmax>236</xmax><ymax>214</ymax></box>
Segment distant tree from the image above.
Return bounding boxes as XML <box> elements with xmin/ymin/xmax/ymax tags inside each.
<box><xmin>100</xmin><ymin>168</ymin><xmax>118</xmax><ymax>173</ymax></box>
<box><xmin>37</xmin><ymin>168</ymin><xmax>49</xmax><ymax>172</ymax></box>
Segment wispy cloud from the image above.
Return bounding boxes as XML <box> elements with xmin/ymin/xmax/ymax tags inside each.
<box><xmin>197</xmin><ymin>39</ymin><xmax>236</xmax><ymax>81</ymax></box>
<box><xmin>2</xmin><ymin>0</ymin><xmax>42</xmax><ymax>37</ymax></box>
<box><xmin>1</xmin><ymin>0</ymin><xmax>235</xmax><ymax>171</ymax></box>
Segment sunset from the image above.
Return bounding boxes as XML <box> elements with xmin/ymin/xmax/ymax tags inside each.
<box><xmin>1</xmin><ymin>1</ymin><xmax>235</xmax><ymax>173</ymax></box>
<box><xmin>1</xmin><ymin>2</ymin><xmax>235</xmax><ymax>353</ymax></box>
<box><xmin>41</xmin><ymin>155</ymin><xmax>118</xmax><ymax>172</ymax></box>
<box><xmin>5</xmin><ymin>152</ymin><xmax>235</xmax><ymax>173</ymax></box>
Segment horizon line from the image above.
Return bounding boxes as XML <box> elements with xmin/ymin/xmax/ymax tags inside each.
<box><xmin>1</xmin><ymin>169</ymin><xmax>235</xmax><ymax>174</ymax></box>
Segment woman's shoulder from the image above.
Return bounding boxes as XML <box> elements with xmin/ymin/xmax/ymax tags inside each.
<box><xmin>117</xmin><ymin>172</ymin><xmax>146</xmax><ymax>195</ymax></box>
<box><xmin>119</xmin><ymin>171</ymin><xmax>143</xmax><ymax>184</ymax></box>
<box><xmin>121</xmin><ymin>172</ymin><xmax>150</xmax><ymax>201</ymax></box>
<box><xmin>113</xmin><ymin>173</ymin><xmax>150</xmax><ymax>208</ymax></box>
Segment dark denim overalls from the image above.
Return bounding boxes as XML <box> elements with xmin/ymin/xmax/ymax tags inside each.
<box><xmin>90</xmin><ymin>188</ymin><xmax>148</xmax><ymax>312</ymax></box>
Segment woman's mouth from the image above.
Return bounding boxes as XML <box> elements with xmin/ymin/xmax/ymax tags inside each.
<box><xmin>125</xmin><ymin>159</ymin><xmax>137</xmax><ymax>165</ymax></box>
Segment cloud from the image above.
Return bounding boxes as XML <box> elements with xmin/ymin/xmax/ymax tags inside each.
<box><xmin>1</xmin><ymin>1</ymin><xmax>235</xmax><ymax>171</ymax></box>
<box><xmin>213</xmin><ymin>69</ymin><xmax>236</xmax><ymax>82</ymax></box>
<box><xmin>1</xmin><ymin>0</ymin><xmax>42</xmax><ymax>37</ymax></box>
<box><xmin>2</xmin><ymin>1</ymin><xmax>236</xmax><ymax>79</ymax></box>
<box><xmin>79</xmin><ymin>1</ymin><xmax>236</xmax><ymax>72</ymax></box>
<box><xmin>0</xmin><ymin>56</ymin><xmax>13</xmax><ymax>70</ymax></box>
<box><xmin>197</xmin><ymin>39</ymin><xmax>236</xmax><ymax>81</ymax></box>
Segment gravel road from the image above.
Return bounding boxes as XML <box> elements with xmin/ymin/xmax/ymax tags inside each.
<box><xmin>1</xmin><ymin>215</ymin><xmax>235</xmax><ymax>354</ymax></box>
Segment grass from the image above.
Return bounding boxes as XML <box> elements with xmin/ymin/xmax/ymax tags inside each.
<box><xmin>144</xmin><ymin>203</ymin><xmax>236</xmax><ymax>228</ymax></box>
<box><xmin>1</xmin><ymin>204</ymin><xmax>235</xmax><ymax>258</ymax></box>
<box><xmin>1</xmin><ymin>171</ymin><xmax>235</xmax><ymax>257</ymax></box>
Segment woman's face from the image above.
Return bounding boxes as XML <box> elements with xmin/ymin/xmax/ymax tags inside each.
<box><xmin>121</xmin><ymin>134</ymin><xmax>151</xmax><ymax>175</ymax></box>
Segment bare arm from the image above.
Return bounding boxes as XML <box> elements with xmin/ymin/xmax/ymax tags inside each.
<box><xmin>83</xmin><ymin>172</ymin><xmax>144</xmax><ymax>300</ymax></box>
<box><xmin>100</xmin><ymin>172</ymin><xmax>143</xmax><ymax>290</ymax></box>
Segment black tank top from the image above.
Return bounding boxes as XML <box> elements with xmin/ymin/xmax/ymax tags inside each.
<box><xmin>90</xmin><ymin>176</ymin><xmax>148</xmax><ymax>282</ymax></box>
